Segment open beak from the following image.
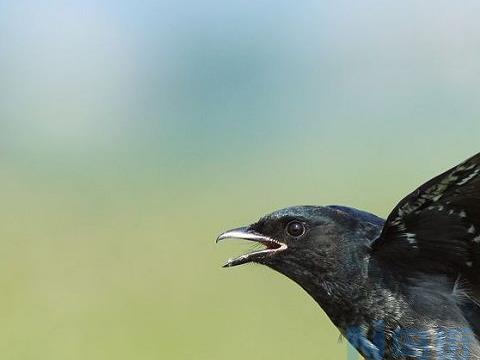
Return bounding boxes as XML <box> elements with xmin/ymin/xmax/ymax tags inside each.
<box><xmin>216</xmin><ymin>226</ymin><xmax>287</xmax><ymax>267</ymax></box>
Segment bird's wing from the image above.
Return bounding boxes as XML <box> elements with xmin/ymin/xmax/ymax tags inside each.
<box><xmin>371</xmin><ymin>152</ymin><xmax>480</xmax><ymax>276</ymax></box>
<box><xmin>371</xmin><ymin>152</ymin><xmax>480</xmax><ymax>336</ymax></box>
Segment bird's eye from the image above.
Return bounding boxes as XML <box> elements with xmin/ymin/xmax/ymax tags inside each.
<box><xmin>286</xmin><ymin>221</ymin><xmax>305</xmax><ymax>237</ymax></box>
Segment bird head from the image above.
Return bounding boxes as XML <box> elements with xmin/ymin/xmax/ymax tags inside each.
<box><xmin>217</xmin><ymin>206</ymin><xmax>382</xmax><ymax>290</ymax></box>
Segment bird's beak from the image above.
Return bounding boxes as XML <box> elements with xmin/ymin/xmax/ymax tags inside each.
<box><xmin>216</xmin><ymin>226</ymin><xmax>287</xmax><ymax>267</ymax></box>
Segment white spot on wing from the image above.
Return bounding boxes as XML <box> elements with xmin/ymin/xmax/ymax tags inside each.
<box><xmin>457</xmin><ymin>168</ymin><xmax>480</xmax><ymax>186</ymax></box>
<box><xmin>403</xmin><ymin>233</ymin><xmax>416</xmax><ymax>245</ymax></box>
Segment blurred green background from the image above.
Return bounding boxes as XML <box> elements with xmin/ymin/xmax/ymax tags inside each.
<box><xmin>1</xmin><ymin>1</ymin><xmax>480</xmax><ymax>359</ymax></box>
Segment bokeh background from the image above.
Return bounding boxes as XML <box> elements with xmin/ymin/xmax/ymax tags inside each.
<box><xmin>1</xmin><ymin>1</ymin><xmax>480</xmax><ymax>359</ymax></box>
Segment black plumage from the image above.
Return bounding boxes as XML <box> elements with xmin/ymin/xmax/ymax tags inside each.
<box><xmin>217</xmin><ymin>153</ymin><xmax>480</xmax><ymax>359</ymax></box>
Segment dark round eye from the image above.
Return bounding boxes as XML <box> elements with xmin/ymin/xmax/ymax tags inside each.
<box><xmin>286</xmin><ymin>221</ymin><xmax>305</xmax><ymax>237</ymax></box>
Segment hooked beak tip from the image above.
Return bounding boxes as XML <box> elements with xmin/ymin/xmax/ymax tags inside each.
<box><xmin>215</xmin><ymin>233</ymin><xmax>226</xmax><ymax>244</ymax></box>
<box><xmin>215</xmin><ymin>226</ymin><xmax>250</xmax><ymax>244</ymax></box>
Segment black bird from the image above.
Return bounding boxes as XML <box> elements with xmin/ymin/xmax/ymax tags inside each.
<box><xmin>217</xmin><ymin>153</ymin><xmax>480</xmax><ymax>360</ymax></box>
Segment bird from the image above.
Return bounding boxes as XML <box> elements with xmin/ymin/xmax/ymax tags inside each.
<box><xmin>216</xmin><ymin>153</ymin><xmax>480</xmax><ymax>360</ymax></box>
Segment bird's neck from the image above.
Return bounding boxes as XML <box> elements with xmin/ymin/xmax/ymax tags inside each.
<box><xmin>302</xmin><ymin>260</ymin><xmax>388</xmax><ymax>330</ymax></box>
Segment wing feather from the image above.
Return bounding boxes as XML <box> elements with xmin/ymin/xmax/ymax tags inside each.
<box><xmin>371</xmin><ymin>152</ymin><xmax>480</xmax><ymax>275</ymax></box>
